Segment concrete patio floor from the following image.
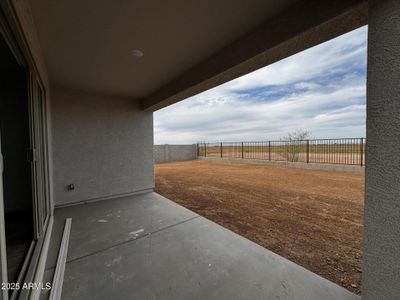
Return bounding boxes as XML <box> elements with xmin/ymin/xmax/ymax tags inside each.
<box><xmin>40</xmin><ymin>192</ymin><xmax>359</xmax><ymax>300</ymax></box>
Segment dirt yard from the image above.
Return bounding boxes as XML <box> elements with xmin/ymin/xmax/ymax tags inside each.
<box><xmin>155</xmin><ymin>160</ymin><xmax>364</xmax><ymax>294</ymax></box>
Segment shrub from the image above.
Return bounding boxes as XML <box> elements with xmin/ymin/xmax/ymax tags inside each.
<box><xmin>281</xmin><ymin>130</ymin><xmax>313</xmax><ymax>162</ymax></box>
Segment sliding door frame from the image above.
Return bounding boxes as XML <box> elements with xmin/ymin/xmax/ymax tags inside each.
<box><xmin>29</xmin><ymin>73</ymin><xmax>51</xmax><ymax>239</ymax></box>
<box><xmin>0</xmin><ymin>1</ymin><xmax>53</xmax><ymax>299</ymax></box>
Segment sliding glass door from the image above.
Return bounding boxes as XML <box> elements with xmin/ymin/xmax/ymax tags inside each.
<box><xmin>29</xmin><ymin>74</ymin><xmax>51</xmax><ymax>239</ymax></box>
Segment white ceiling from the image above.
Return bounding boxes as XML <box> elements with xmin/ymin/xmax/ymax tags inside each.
<box><xmin>30</xmin><ymin>0</ymin><xmax>297</xmax><ymax>98</ymax></box>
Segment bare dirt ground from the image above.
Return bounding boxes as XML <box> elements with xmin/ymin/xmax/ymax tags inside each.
<box><xmin>155</xmin><ymin>160</ymin><xmax>364</xmax><ymax>294</ymax></box>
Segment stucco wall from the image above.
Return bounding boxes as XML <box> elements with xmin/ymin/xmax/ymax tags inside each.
<box><xmin>51</xmin><ymin>88</ymin><xmax>154</xmax><ymax>206</ymax></box>
<box><xmin>363</xmin><ymin>0</ymin><xmax>400</xmax><ymax>299</ymax></box>
<box><xmin>154</xmin><ymin>144</ymin><xmax>197</xmax><ymax>164</ymax></box>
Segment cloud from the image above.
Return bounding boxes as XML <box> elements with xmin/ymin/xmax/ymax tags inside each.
<box><xmin>154</xmin><ymin>26</ymin><xmax>367</xmax><ymax>144</ymax></box>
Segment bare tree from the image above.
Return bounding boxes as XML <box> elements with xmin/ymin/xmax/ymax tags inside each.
<box><xmin>281</xmin><ymin>130</ymin><xmax>313</xmax><ymax>162</ymax></box>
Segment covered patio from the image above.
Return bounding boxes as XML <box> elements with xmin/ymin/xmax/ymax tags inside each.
<box><xmin>0</xmin><ymin>0</ymin><xmax>399</xmax><ymax>299</ymax></box>
<box><xmin>41</xmin><ymin>193</ymin><xmax>358</xmax><ymax>300</ymax></box>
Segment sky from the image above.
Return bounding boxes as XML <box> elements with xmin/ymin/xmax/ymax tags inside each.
<box><xmin>154</xmin><ymin>26</ymin><xmax>368</xmax><ymax>144</ymax></box>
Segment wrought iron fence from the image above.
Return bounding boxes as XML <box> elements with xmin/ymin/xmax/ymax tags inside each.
<box><xmin>197</xmin><ymin>138</ymin><xmax>365</xmax><ymax>166</ymax></box>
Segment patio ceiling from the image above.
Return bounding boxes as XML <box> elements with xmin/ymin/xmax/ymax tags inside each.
<box><xmin>30</xmin><ymin>0</ymin><xmax>367</xmax><ymax>111</ymax></box>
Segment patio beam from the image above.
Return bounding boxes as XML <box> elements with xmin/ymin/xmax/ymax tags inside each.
<box><xmin>140</xmin><ymin>0</ymin><xmax>367</xmax><ymax>112</ymax></box>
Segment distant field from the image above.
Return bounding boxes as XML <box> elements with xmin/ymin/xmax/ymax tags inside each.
<box><xmin>155</xmin><ymin>160</ymin><xmax>364</xmax><ymax>294</ymax></box>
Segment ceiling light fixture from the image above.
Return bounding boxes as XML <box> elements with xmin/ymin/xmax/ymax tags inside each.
<box><xmin>130</xmin><ymin>49</ymin><xmax>144</xmax><ymax>58</ymax></box>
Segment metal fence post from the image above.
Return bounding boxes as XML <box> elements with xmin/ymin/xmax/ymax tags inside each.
<box><xmin>241</xmin><ymin>142</ymin><xmax>244</xmax><ymax>159</ymax></box>
<box><xmin>197</xmin><ymin>143</ymin><xmax>199</xmax><ymax>157</ymax></box>
<box><xmin>205</xmin><ymin>143</ymin><xmax>207</xmax><ymax>157</ymax></box>
<box><xmin>220</xmin><ymin>142</ymin><xmax>223</xmax><ymax>158</ymax></box>
<box><xmin>306</xmin><ymin>140</ymin><xmax>310</xmax><ymax>163</ymax></box>
<box><xmin>268</xmin><ymin>141</ymin><xmax>271</xmax><ymax>160</ymax></box>
<box><xmin>360</xmin><ymin>137</ymin><xmax>364</xmax><ymax>166</ymax></box>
